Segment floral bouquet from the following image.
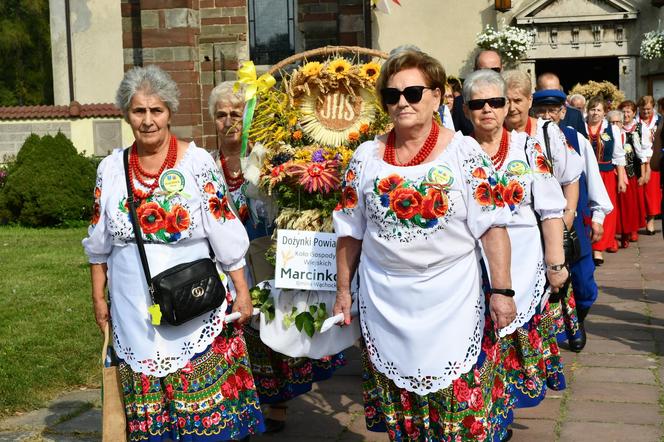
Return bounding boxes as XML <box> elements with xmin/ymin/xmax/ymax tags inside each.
<box><xmin>476</xmin><ymin>24</ymin><xmax>532</xmax><ymax>62</ymax></box>
<box><xmin>641</xmin><ymin>30</ymin><xmax>664</xmax><ymax>60</ymax></box>
<box><xmin>242</xmin><ymin>56</ymin><xmax>390</xmax><ymax>237</ymax></box>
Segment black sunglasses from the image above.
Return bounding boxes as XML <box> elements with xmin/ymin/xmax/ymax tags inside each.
<box><xmin>467</xmin><ymin>97</ymin><xmax>507</xmax><ymax>111</ymax></box>
<box><xmin>380</xmin><ymin>86</ymin><xmax>433</xmax><ymax>105</ymax></box>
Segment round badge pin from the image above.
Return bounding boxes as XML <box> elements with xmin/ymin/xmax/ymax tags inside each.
<box><xmin>427</xmin><ymin>165</ymin><xmax>454</xmax><ymax>186</ymax></box>
<box><xmin>506</xmin><ymin>160</ymin><xmax>528</xmax><ymax>175</ymax></box>
<box><xmin>159</xmin><ymin>169</ymin><xmax>185</xmax><ymax>193</ymax></box>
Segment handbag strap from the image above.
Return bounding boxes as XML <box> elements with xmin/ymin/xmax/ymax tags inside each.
<box><xmin>123</xmin><ymin>148</ymin><xmax>155</xmax><ymax>301</ymax></box>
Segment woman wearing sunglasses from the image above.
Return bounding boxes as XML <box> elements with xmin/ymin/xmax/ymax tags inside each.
<box><xmin>463</xmin><ymin>69</ymin><xmax>569</xmax><ymax>442</ymax></box>
<box><xmin>333</xmin><ymin>49</ymin><xmax>514</xmax><ymax>441</ymax></box>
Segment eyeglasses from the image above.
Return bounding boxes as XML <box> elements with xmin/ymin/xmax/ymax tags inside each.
<box><xmin>216</xmin><ymin>111</ymin><xmax>243</xmax><ymax>121</ymax></box>
<box><xmin>466</xmin><ymin>97</ymin><xmax>507</xmax><ymax>111</ymax></box>
<box><xmin>380</xmin><ymin>86</ymin><xmax>433</xmax><ymax>105</ymax></box>
<box><xmin>533</xmin><ymin>106</ymin><xmax>564</xmax><ymax>117</ymax></box>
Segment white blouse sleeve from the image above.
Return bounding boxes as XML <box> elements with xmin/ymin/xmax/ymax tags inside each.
<box><xmin>82</xmin><ymin>152</ymin><xmax>119</xmax><ymax>264</ymax></box>
<box><xmin>195</xmin><ymin>151</ymin><xmax>249</xmax><ymax>272</ymax></box>
<box><xmin>578</xmin><ymin>134</ymin><xmax>613</xmax><ymax>224</ymax></box>
<box><xmin>333</xmin><ymin>142</ymin><xmax>370</xmax><ymax>240</ymax></box>
<box><xmin>458</xmin><ymin>137</ymin><xmax>512</xmax><ymax>239</ymax></box>
<box><xmin>640</xmin><ymin>121</ymin><xmax>653</xmax><ymax>152</ymax></box>
<box><xmin>526</xmin><ymin>139</ymin><xmax>566</xmax><ymax>220</ymax></box>
<box><xmin>442</xmin><ymin>105</ymin><xmax>455</xmax><ymax>131</ymax></box>
<box><xmin>543</xmin><ymin>122</ymin><xmax>583</xmax><ymax>185</ymax></box>
<box><xmin>611</xmin><ymin>124</ymin><xmax>626</xmax><ymax>166</ymax></box>
<box><xmin>634</xmin><ymin>128</ymin><xmax>651</xmax><ymax>160</ymax></box>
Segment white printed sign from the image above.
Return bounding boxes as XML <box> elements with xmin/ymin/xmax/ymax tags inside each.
<box><xmin>275</xmin><ymin>229</ymin><xmax>337</xmax><ymax>291</ymax></box>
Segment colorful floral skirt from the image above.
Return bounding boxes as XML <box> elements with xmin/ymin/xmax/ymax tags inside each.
<box><xmin>243</xmin><ymin>325</ymin><xmax>346</xmax><ymax>404</ymax></box>
<box><xmin>548</xmin><ymin>283</ymin><xmax>580</xmax><ymax>348</ymax></box>
<box><xmin>118</xmin><ymin>323</ymin><xmax>265</xmax><ymax>442</ymax></box>
<box><xmin>361</xmin><ymin>317</ymin><xmax>506</xmax><ymax>442</ymax></box>
<box><xmin>491</xmin><ymin>307</ymin><xmax>566</xmax><ymax>442</ymax></box>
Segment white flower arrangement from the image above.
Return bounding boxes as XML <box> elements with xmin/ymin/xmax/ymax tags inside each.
<box><xmin>476</xmin><ymin>24</ymin><xmax>532</xmax><ymax>62</ymax></box>
<box><xmin>640</xmin><ymin>30</ymin><xmax>664</xmax><ymax>60</ymax></box>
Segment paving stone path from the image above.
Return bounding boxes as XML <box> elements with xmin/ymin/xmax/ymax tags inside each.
<box><xmin>1</xmin><ymin>223</ymin><xmax>662</xmax><ymax>441</ymax></box>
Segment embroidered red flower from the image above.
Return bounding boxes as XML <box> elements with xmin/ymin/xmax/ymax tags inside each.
<box><xmin>389</xmin><ymin>187</ymin><xmax>422</xmax><ymax>219</ymax></box>
<box><xmin>492</xmin><ymin>183</ymin><xmax>505</xmax><ymax>208</ymax></box>
<box><xmin>420</xmin><ymin>188</ymin><xmax>448</xmax><ymax>219</ymax></box>
<box><xmin>453</xmin><ymin>378</ymin><xmax>471</xmax><ymax>402</ymax></box>
<box><xmin>238</xmin><ymin>204</ymin><xmax>249</xmax><ymax>223</ymax></box>
<box><xmin>202</xmin><ymin>416</ymin><xmax>212</xmax><ymax>428</ymax></box>
<box><xmin>568</xmin><ymin>296</ymin><xmax>576</xmax><ymax>308</ymax></box>
<box><xmin>528</xmin><ymin>328</ymin><xmax>543</xmax><ymax>350</ymax></box>
<box><xmin>491</xmin><ymin>376</ymin><xmax>505</xmax><ymax>401</ymax></box>
<box><xmin>221</xmin><ymin>196</ymin><xmax>236</xmax><ymax>220</ymax></box>
<box><xmin>141</xmin><ymin>374</ymin><xmax>151</xmax><ymax>395</ymax></box>
<box><xmin>474</xmin><ymin>182</ymin><xmax>493</xmax><ymax>206</ymax></box>
<box><xmin>209</xmin><ymin>196</ymin><xmax>223</xmax><ymax>220</ymax></box>
<box><xmin>399</xmin><ymin>390</ymin><xmax>413</xmax><ymax>410</ymax></box>
<box><xmin>165</xmin><ymin>204</ymin><xmax>190</xmax><ymax>234</ymax></box>
<box><xmin>365</xmin><ymin>405</ymin><xmax>377</xmax><ymax>419</ymax></box>
<box><xmin>468</xmin><ymin>387</ymin><xmax>484</xmax><ymax>411</ymax></box>
<box><xmin>345</xmin><ymin>169</ymin><xmax>356</xmax><ymax>183</ymax></box>
<box><xmin>91</xmin><ymin>202</ymin><xmax>101</xmax><ymax>225</ymax></box>
<box><xmin>94</xmin><ymin>186</ymin><xmax>101</xmax><ymax>199</ymax></box>
<box><xmin>136</xmin><ymin>201</ymin><xmax>167</xmax><ymax>234</ymax></box>
<box><xmin>377</xmin><ymin>173</ymin><xmax>404</xmax><ymax>194</ymax></box>
<box><xmin>536</xmin><ymin>153</ymin><xmax>552</xmax><ymax>173</ymax></box>
<box><xmin>204</xmin><ymin>182</ymin><xmax>216</xmax><ymax>194</ymax></box>
<box><xmin>472</xmin><ymin>167</ymin><xmax>488</xmax><ymax>179</ymax></box>
<box><xmin>221</xmin><ymin>376</ymin><xmax>239</xmax><ymax>399</ymax></box>
<box><xmin>341</xmin><ymin>186</ymin><xmax>358</xmax><ymax>209</ymax></box>
<box><xmin>165</xmin><ymin>383</ymin><xmax>174</xmax><ymax>400</ymax></box>
<box><xmin>549</xmin><ymin>341</ymin><xmax>560</xmax><ymax>355</ymax></box>
<box><xmin>429</xmin><ymin>406</ymin><xmax>440</xmax><ymax>423</ymax></box>
<box><xmin>504</xmin><ymin>347</ymin><xmax>522</xmax><ymax>371</ymax></box>
<box><xmin>502</xmin><ymin>180</ymin><xmax>524</xmax><ymax>206</ymax></box>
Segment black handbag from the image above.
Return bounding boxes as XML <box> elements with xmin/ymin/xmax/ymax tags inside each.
<box><xmin>123</xmin><ymin>148</ymin><xmax>226</xmax><ymax>326</ymax></box>
<box><xmin>541</xmin><ymin>122</ymin><xmax>582</xmax><ymax>265</ymax></box>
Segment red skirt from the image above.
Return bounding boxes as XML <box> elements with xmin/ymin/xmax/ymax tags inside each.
<box><xmin>617</xmin><ymin>176</ymin><xmax>645</xmax><ymax>234</ymax></box>
<box><xmin>644</xmin><ymin>171</ymin><xmax>662</xmax><ymax>217</ymax></box>
<box><xmin>593</xmin><ymin>170</ymin><xmax>618</xmax><ymax>251</ymax></box>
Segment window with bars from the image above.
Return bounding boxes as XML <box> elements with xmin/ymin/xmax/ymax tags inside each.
<box><xmin>248</xmin><ymin>0</ymin><xmax>295</xmax><ymax>66</ymax></box>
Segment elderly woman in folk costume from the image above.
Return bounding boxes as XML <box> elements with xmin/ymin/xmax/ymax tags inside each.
<box><xmin>585</xmin><ymin>96</ymin><xmax>627</xmax><ymax>264</ymax></box>
<box><xmin>637</xmin><ymin>96</ymin><xmax>662</xmax><ymax>235</ymax></box>
<box><xmin>333</xmin><ymin>49</ymin><xmax>515</xmax><ymax>441</ymax></box>
<box><xmin>463</xmin><ymin>70</ymin><xmax>569</xmax><ymax>442</ymax></box>
<box><xmin>207</xmin><ymin>81</ymin><xmax>346</xmax><ymax>433</ymax></box>
<box><xmin>613</xmin><ymin>102</ymin><xmax>647</xmax><ymax>247</ymax></box>
<box><xmin>501</xmin><ymin>71</ymin><xmax>589</xmax><ymax>355</ymax></box>
<box><xmin>84</xmin><ymin>65</ymin><xmax>263</xmax><ymax>441</ymax></box>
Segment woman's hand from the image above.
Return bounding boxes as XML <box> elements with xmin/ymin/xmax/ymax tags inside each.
<box><xmin>333</xmin><ymin>290</ymin><xmax>352</xmax><ymax>326</ymax></box>
<box><xmin>232</xmin><ymin>288</ymin><xmax>253</xmax><ymax>325</ymax></box>
<box><xmin>591</xmin><ymin>222</ymin><xmax>604</xmax><ymax>243</ymax></box>
<box><xmin>644</xmin><ymin>167</ymin><xmax>652</xmax><ymax>184</ymax></box>
<box><xmin>93</xmin><ymin>297</ymin><xmax>109</xmax><ymax>333</ymax></box>
<box><xmin>489</xmin><ymin>294</ymin><xmax>516</xmax><ymax>329</ymax></box>
<box><xmin>546</xmin><ymin>266</ymin><xmax>569</xmax><ymax>293</ymax></box>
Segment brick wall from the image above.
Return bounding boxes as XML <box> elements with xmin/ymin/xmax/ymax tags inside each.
<box><xmin>121</xmin><ymin>0</ymin><xmax>367</xmax><ymax>151</ymax></box>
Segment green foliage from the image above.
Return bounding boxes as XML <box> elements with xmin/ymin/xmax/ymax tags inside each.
<box><xmin>0</xmin><ymin>133</ymin><xmax>97</xmax><ymax>226</ymax></box>
<box><xmin>273</xmin><ymin>183</ymin><xmax>340</xmax><ymax>217</ymax></box>
<box><xmin>0</xmin><ymin>226</ymin><xmax>99</xmax><ymax>415</ymax></box>
<box><xmin>0</xmin><ymin>0</ymin><xmax>53</xmax><ymax>105</ymax></box>
<box><xmin>249</xmin><ymin>285</ymin><xmax>275</xmax><ymax>321</ymax></box>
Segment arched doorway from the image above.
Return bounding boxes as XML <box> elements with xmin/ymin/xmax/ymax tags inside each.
<box><xmin>535</xmin><ymin>57</ymin><xmax>619</xmax><ymax>93</ymax></box>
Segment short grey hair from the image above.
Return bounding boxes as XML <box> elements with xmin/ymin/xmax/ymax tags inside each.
<box><xmin>462</xmin><ymin>69</ymin><xmax>506</xmax><ymax>102</ymax></box>
<box><xmin>502</xmin><ymin>69</ymin><xmax>532</xmax><ymax>97</ymax></box>
<box><xmin>208</xmin><ymin>81</ymin><xmax>245</xmax><ymax>120</ymax></box>
<box><xmin>568</xmin><ymin>93</ymin><xmax>586</xmax><ymax>106</ymax></box>
<box><xmin>389</xmin><ymin>44</ymin><xmax>422</xmax><ymax>56</ymax></box>
<box><xmin>607</xmin><ymin>109</ymin><xmax>623</xmax><ymax>122</ymax></box>
<box><xmin>115</xmin><ymin>65</ymin><xmax>180</xmax><ymax>121</ymax></box>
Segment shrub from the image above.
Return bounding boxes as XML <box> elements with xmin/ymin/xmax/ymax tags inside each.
<box><xmin>0</xmin><ymin>133</ymin><xmax>97</xmax><ymax>226</ymax></box>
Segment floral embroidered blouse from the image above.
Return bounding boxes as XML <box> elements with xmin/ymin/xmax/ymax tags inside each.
<box><xmin>333</xmin><ymin>133</ymin><xmax>512</xmax><ymax>395</ymax></box>
<box><xmin>82</xmin><ymin>143</ymin><xmax>249</xmax><ymax>377</ymax></box>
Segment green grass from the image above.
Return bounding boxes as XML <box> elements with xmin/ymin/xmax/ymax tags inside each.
<box><xmin>0</xmin><ymin>226</ymin><xmax>99</xmax><ymax>416</ymax></box>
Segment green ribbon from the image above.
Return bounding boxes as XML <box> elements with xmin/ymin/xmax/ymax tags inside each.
<box><xmin>241</xmin><ymin>96</ymin><xmax>257</xmax><ymax>159</ymax></box>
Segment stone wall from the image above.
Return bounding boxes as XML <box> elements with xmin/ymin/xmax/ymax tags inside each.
<box><xmin>121</xmin><ymin>0</ymin><xmax>368</xmax><ymax>152</ymax></box>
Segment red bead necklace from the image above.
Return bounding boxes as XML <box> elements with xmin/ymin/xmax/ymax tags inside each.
<box><xmin>489</xmin><ymin>128</ymin><xmax>510</xmax><ymax>169</ymax></box>
<box><xmin>587</xmin><ymin>123</ymin><xmax>604</xmax><ymax>158</ymax></box>
<box><xmin>220</xmin><ymin>152</ymin><xmax>244</xmax><ymax>192</ymax></box>
<box><xmin>129</xmin><ymin>135</ymin><xmax>178</xmax><ymax>200</ymax></box>
<box><xmin>383</xmin><ymin>120</ymin><xmax>440</xmax><ymax>166</ymax></box>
